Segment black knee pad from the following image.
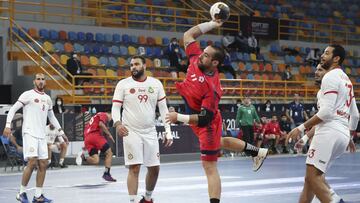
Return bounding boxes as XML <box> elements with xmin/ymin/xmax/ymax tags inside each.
<box><xmin>89</xmin><ymin>148</ymin><xmax>98</xmax><ymax>156</ymax></box>
<box><xmin>100</xmin><ymin>143</ymin><xmax>110</xmax><ymax>154</ymax></box>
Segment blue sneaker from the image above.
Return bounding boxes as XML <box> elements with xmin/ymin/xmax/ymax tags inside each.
<box><xmin>32</xmin><ymin>194</ymin><xmax>52</xmax><ymax>203</ymax></box>
<box><xmin>16</xmin><ymin>192</ymin><xmax>29</xmax><ymax>203</ymax></box>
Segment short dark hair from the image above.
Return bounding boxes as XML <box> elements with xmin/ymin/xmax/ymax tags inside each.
<box><xmin>131</xmin><ymin>55</ymin><xmax>146</xmax><ymax>64</ymax></box>
<box><xmin>210</xmin><ymin>45</ymin><xmax>225</xmax><ymax>67</ymax></box>
<box><xmin>329</xmin><ymin>44</ymin><xmax>345</xmax><ymax>65</ymax></box>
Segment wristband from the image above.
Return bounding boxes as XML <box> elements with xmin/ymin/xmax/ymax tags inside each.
<box><xmin>5</xmin><ymin>122</ymin><xmax>11</xmax><ymax>128</ymax></box>
<box><xmin>177</xmin><ymin>113</ymin><xmax>190</xmax><ymax>124</ymax></box>
<box><xmin>301</xmin><ymin>134</ymin><xmax>309</xmax><ymax>143</ymax></box>
<box><xmin>297</xmin><ymin>124</ymin><xmax>306</xmax><ymax>132</ymax></box>
<box><xmin>198</xmin><ymin>21</ymin><xmax>218</xmax><ymax>34</ymax></box>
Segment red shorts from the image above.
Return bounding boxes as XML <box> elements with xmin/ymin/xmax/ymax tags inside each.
<box><xmin>84</xmin><ymin>132</ymin><xmax>107</xmax><ymax>153</ymax></box>
<box><xmin>191</xmin><ymin>113</ymin><xmax>222</xmax><ymax>161</ymax></box>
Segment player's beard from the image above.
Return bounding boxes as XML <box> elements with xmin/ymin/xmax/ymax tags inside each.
<box><xmin>320</xmin><ymin>58</ymin><xmax>333</xmax><ymax>70</ymax></box>
<box><xmin>131</xmin><ymin>69</ymin><xmax>144</xmax><ymax>79</ymax></box>
<box><xmin>35</xmin><ymin>82</ymin><xmax>45</xmax><ymax>92</ymax></box>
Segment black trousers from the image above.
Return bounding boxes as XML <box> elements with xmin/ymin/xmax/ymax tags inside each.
<box><xmin>241</xmin><ymin>125</ymin><xmax>254</xmax><ymax>145</ymax></box>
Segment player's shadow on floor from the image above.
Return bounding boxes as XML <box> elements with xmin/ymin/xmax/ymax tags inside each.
<box><xmin>72</xmin><ymin>183</ymin><xmax>108</xmax><ymax>189</ymax></box>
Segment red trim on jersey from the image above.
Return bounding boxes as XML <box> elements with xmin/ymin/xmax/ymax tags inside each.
<box><xmin>112</xmin><ymin>100</ymin><xmax>123</xmax><ymax>103</ymax></box>
<box><xmin>33</xmin><ymin>89</ymin><xmax>45</xmax><ymax>95</ymax></box>
<box><xmin>132</xmin><ymin>76</ymin><xmax>147</xmax><ymax>82</ymax></box>
<box><xmin>324</xmin><ymin>91</ymin><xmax>338</xmax><ymax>95</ymax></box>
<box><xmin>157</xmin><ymin>96</ymin><xmax>166</xmax><ymax>102</ymax></box>
<box><xmin>18</xmin><ymin>100</ymin><xmax>25</xmax><ymax>106</ymax></box>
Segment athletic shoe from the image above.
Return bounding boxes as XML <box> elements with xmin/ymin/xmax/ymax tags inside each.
<box><xmin>59</xmin><ymin>163</ymin><xmax>68</xmax><ymax>168</ymax></box>
<box><xmin>252</xmin><ymin>148</ymin><xmax>268</xmax><ymax>172</ymax></box>
<box><xmin>75</xmin><ymin>150</ymin><xmax>83</xmax><ymax>166</ymax></box>
<box><xmin>138</xmin><ymin>196</ymin><xmax>153</xmax><ymax>203</ymax></box>
<box><xmin>32</xmin><ymin>194</ymin><xmax>52</xmax><ymax>203</ymax></box>
<box><xmin>16</xmin><ymin>192</ymin><xmax>29</xmax><ymax>203</ymax></box>
<box><xmin>102</xmin><ymin>173</ymin><xmax>117</xmax><ymax>182</ymax></box>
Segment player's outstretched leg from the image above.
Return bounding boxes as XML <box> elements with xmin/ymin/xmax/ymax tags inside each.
<box><xmin>221</xmin><ymin>137</ymin><xmax>268</xmax><ymax>171</ymax></box>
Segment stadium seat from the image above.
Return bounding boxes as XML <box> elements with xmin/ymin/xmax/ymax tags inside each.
<box><xmin>89</xmin><ymin>56</ymin><xmax>99</xmax><ymax>66</ymax></box>
<box><xmin>111</xmin><ymin>45</ymin><xmax>120</xmax><ymax>55</ymax></box>
<box><xmin>113</xmin><ymin>33</ymin><xmax>121</xmax><ymax>43</ymax></box>
<box><xmin>86</xmin><ymin>32</ymin><xmax>94</xmax><ymax>42</ymax></box>
<box><xmin>28</xmin><ymin>28</ymin><xmax>38</xmax><ymax>39</ymax></box>
<box><xmin>43</xmin><ymin>41</ymin><xmax>54</xmax><ymax>52</ymax></box>
<box><xmin>106</xmin><ymin>69</ymin><xmax>116</xmax><ymax>77</ymax></box>
<box><xmin>49</xmin><ymin>30</ymin><xmax>59</xmax><ymax>40</ymax></box>
<box><xmin>99</xmin><ymin>56</ymin><xmax>109</xmax><ymax>66</ymax></box>
<box><xmin>77</xmin><ymin>32</ymin><xmax>86</xmax><ymax>42</ymax></box>
<box><xmin>39</xmin><ymin>29</ymin><xmax>49</xmax><ymax>39</ymax></box>
<box><xmin>128</xmin><ymin>46</ymin><xmax>137</xmax><ymax>55</ymax></box>
<box><xmin>97</xmin><ymin>69</ymin><xmax>106</xmax><ymax>76</ymax></box>
<box><xmin>64</xmin><ymin>42</ymin><xmax>74</xmax><ymax>53</ymax></box>
<box><xmin>53</xmin><ymin>42</ymin><xmax>64</xmax><ymax>52</ymax></box>
<box><xmin>80</xmin><ymin>55</ymin><xmax>90</xmax><ymax>66</ymax></box>
<box><xmin>59</xmin><ymin>30</ymin><xmax>67</xmax><ymax>40</ymax></box>
<box><xmin>74</xmin><ymin>43</ymin><xmax>84</xmax><ymax>53</ymax></box>
<box><xmin>109</xmin><ymin>57</ymin><xmax>117</xmax><ymax>67</ymax></box>
<box><xmin>60</xmin><ymin>54</ymin><xmax>69</xmax><ymax>65</ymax></box>
<box><xmin>105</xmin><ymin>33</ymin><xmax>112</xmax><ymax>43</ymax></box>
<box><xmin>138</xmin><ymin>35</ymin><xmax>146</xmax><ymax>45</ymax></box>
<box><xmin>117</xmin><ymin>57</ymin><xmax>127</xmax><ymax>67</ymax></box>
<box><xmin>95</xmin><ymin>33</ymin><xmax>105</xmax><ymax>42</ymax></box>
<box><xmin>50</xmin><ymin>53</ymin><xmax>60</xmax><ymax>66</ymax></box>
<box><xmin>68</xmin><ymin>31</ymin><xmax>77</xmax><ymax>41</ymax></box>
<box><xmin>145</xmin><ymin>58</ymin><xmax>153</xmax><ymax>67</ymax></box>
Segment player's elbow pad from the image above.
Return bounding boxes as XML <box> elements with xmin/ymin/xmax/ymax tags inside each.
<box><xmin>197</xmin><ymin>108</ymin><xmax>214</xmax><ymax>127</ymax></box>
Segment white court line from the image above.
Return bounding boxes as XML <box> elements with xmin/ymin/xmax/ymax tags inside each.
<box><xmin>221</xmin><ymin>182</ymin><xmax>360</xmax><ymax>197</ymax></box>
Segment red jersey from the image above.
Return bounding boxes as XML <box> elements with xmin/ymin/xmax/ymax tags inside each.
<box><xmin>263</xmin><ymin>121</ymin><xmax>281</xmax><ymax>135</ymax></box>
<box><xmin>176</xmin><ymin>42</ymin><xmax>223</xmax><ymax>115</ymax></box>
<box><xmin>84</xmin><ymin>112</ymin><xmax>109</xmax><ymax>135</ymax></box>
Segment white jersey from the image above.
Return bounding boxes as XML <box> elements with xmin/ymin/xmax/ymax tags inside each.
<box><xmin>45</xmin><ymin>125</ymin><xmax>63</xmax><ymax>144</ymax></box>
<box><xmin>113</xmin><ymin>76</ymin><xmax>166</xmax><ymax>135</ymax></box>
<box><xmin>18</xmin><ymin>89</ymin><xmax>53</xmax><ymax>138</ymax></box>
<box><xmin>316</xmin><ymin>68</ymin><xmax>355</xmax><ymax>134</ymax></box>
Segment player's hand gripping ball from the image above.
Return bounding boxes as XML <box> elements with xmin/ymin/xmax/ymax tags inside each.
<box><xmin>210</xmin><ymin>2</ymin><xmax>230</xmax><ymax>21</ymax></box>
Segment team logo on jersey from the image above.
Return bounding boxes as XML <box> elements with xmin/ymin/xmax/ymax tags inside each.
<box><xmin>198</xmin><ymin>76</ymin><xmax>205</xmax><ymax>83</ymax></box>
<box><xmin>138</xmin><ymin>88</ymin><xmax>146</xmax><ymax>93</ymax></box>
<box><xmin>128</xmin><ymin>153</ymin><xmax>133</xmax><ymax>160</ymax></box>
<box><xmin>34</xmin><ymin>99</ymin><xmax>39</xmax><ymax>103</ymax></box>
<box><xmin>148</xmin><ymin>87</ymin><xmax>154</xmax><ymax>93</ymax></box>
<box><xmin>130</xmin><ymin>88</ymin><xmax>136</xmax><ymax>94</ymax></box>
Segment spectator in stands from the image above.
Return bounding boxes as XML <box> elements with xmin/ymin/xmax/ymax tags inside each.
<box><xmin>165</xmin><ymin>38</ymin><xmax>186</xmax><ymax>78</ymax></box>
<box><xmin>248</xmin><ymin>33</ymin><xmax>259</xmax><ymax>54</ymax></box>
<box><xmin>262</xmin><ymin>115</ymin><xmax>282</xmax><ymax>154</ymax></box>
<box><xmin>236</xmin><ymin>96</ymin><xmax>261</xmax><ymax>145</ymax></box>
<box><xmin>254</xmin><ymin>116</ymin><xmax>266</xmax><ymax>148</ymax></box>
<box><xmin>262</xmin><ymin>100</ymin><xmax>275</xmax><ymax>118</ymax></box>
<box><xmin>282</xmin><ymin>65</ymin><xmax>293</xmax><ymax>81</ymax></box>
<box><xmin>286</xmin><ymin>93</ymin><xmax>309</xmax><ymax>129</ymax></box>
<box><xmin>46</xmin><ymin>124</ymin><xmax>69</xmax><ymax>168</ymax></box>
<box><xmin>279</xmin><ymin>114</ymin><xmax>291</xmax><ymax>153</ymax></box>
<box><xmin>222</xmin><ymin>31</ymin><xmax>248</xmax><ymax>52</ymax></box>
<box><xmin>306</xmin><ymin>48</ymin><xmax>321</xmax><ymax>66</ymax></box>
<box><xmin>53</xmin><ymin>97</ymin><xmax>69</xmax><ymax>114</ymax></box>
<box><xmin>66</xmin><ymin>52</ymin><xmax>91</xmax><ymax>85</ymax></box>
<box><xmin>218</xmin><ymin>50</ymin><xmax>236</xmax><ymax>79</ymax></box>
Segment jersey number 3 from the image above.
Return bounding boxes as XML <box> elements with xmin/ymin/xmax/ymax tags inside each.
<box><xmin>346</xmin><ymin>84</ymin><xmax>353</xmax><ymax>107</ymax></box>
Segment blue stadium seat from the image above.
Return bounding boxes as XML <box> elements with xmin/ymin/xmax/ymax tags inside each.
<box><xmin>49</xmin><ymin>30</ymin><xmax>59</xmax><ymax>40</ymax></box>
<box><xmin>68</xmin><ymin>31</ymin><xmax>77</xmax><ymax>41</ymax></box>
<box><xmin>84</xmin><ymin>43</ymin><xmax>92</xmax><ymax>54</ymax></box>
<box><xmin>39</xmin><ymin>29</ymin><xmax>49</xmax><ymax>39</ymax></box>
<box><xmin>99</xmin><ymin>56</ymin><xmax>109</xmax><ymax>66</ymax></box>
<box><xmin>95</xmin><ymin>33</ymin><xmax>105</xmax><ymax>42</ymax></box>
<box><xmin>153</xmin><ymin>47</ymin><xmax>162</xmax><ymax>58</ymax></box>
<box><xmin>245</xmin><ymin>62</ymin><xmax>252</xmax><ymax>71</ymax></box>
<box><xmin>161</xmin><ymin>58</ymin><xmax>170</xmax><ymax>67</ymax></box>
<box><xmin>53</xmin><ymin>42</ymin><xmax>64</xmax><ymax>52</ymax></box>
<box><xmin>92</xmin><ymin>44</ymin><xmax>101</xmax><ymax>55</ymax></box>
<box><xmin>77</xmin><ymin>32</ymin><xmax>86</xmax><ymax>42</ymax></box>
<box><xmin>236</xmin><ymin>52</ymin><xmax>243</xmax><ymax>61</ymax></box>
<box><xmin>104</xmin><ymin>33</ymin><xmax>112</xmax><ymax>43</ymax></box>
<box><xmin>86</xmin><ymin>32</ymin><xmax>94</xmax><ymax>42</ymax></box>
<box><xmin>162</xmin><ymin>37</ymin><xmax>170</xmax><ymax>45</ymax></box>
<box><xmin>122</xmin><ymin>34</ymin><xmax>130</xmax><ymax>44</ymax></box>
<box><xmin>130</xmin><ymin>35</ymin><xmax>138</xmax><ymax>44</ymax></box>
<box><xmin>101</xmin><ymin>45</ymin><xmax>109</xmax><ymax>55</ymax></box>
<box><xmin>74</xmin><ymin>43</ymin><xmax>84</xmax><ymax>53</ymax></box>
<box><xmin>109</xmin><ymin>56</ymin><xmax>117</xmax><ymax>67</ymax></box>
<box><xmin>145</xmin><ymin>47</ymin><xmax>153</xmax><ymax>56</ymax></box>
<box><xmin>111</xmin><ymin>45</ymin><xmax>120</xmax><ymax>55</ymax></box>
<box><xmin>119</xmin><ymin>45</ymin><xmax>128</xmax><ymax>55</ymax></box>
<box><xmin>113</xmin><ymin>33</ymin><xmax>121</xmax><ymax>43</ymax></box>
<box><xmin>200</xmin><ymin>40</ymin><xmax>207</xmax><ymax>48</ymax></box>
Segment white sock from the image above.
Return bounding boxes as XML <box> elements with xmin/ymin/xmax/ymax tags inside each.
<box><xmin>48</xmin><ymin>160</ymin><xmax>51</xmax><ymax>165</ymax></box>
<box><xmin>59</xmin><ymin>158</ymin><xmax>64</xmax><ymax>165</ymax></box>
<box><xmin>129</xmin><ymin>195</ymin><xmax>136</xmax><ymax>203</ymax></box>
<box><xmin>19</xmin><ymin>185</ymin><xmax>26</xmax><ymax>194</ymax></box>
<box><xmin>145</xmin><ymin>190</ymin><xmax>153</xmax><ymax>201</ymax></box>
<box><xmin>34</xmin><ymin>187</ymin><xmax>42</xmax><ymax>198</ymax></box>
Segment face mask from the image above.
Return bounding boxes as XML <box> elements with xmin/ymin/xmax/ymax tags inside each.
<box><xmin>57</xmin><ymin>101</ymin><xmax>62</xmax><ymax>105</ymax></box>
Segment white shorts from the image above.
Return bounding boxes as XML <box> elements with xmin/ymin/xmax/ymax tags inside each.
<box><xmin>48</xmin><ymin>143</ymin><xmax>61</xmax><ymax>153</ymax></box>
<box><xmin>23</xmin><ymin>134</ymin><xmax>48</xmax><ymax>160</ymax></box>
<box><xmin>123</xmin><ymin>130</ymin><xmax>160</xmax><ymax>167</ymax></box>
<box><xmin>306</xmin><ymin>128</ymin><xmax>349</xmax><ymax>173</ymax></box>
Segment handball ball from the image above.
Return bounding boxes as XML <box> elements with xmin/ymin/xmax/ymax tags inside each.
<box><xmin>210</xmin><ymin>2</ymin><xmax>230</xmax><ymax>21</ymax></box>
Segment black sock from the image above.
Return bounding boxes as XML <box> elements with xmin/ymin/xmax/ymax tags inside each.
<box><xmin>104</xmin><ymin>167</ymin><xmax>110</xmax><ymax>174</ymax></box>
<box><xmin>210</xmin><ymin>198</ymin><xmax>220</xmax><ymax>203</ymax></box>
<box><xmin>244</xmin><ymin>142</ymin><xmax>259</xmax><ymax>157</ymax></box>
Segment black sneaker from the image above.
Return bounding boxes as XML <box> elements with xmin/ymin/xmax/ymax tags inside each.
<box><xmin>59</xmin><ymin>163</ymin><xmax>68</xmax><ymax>168</ymax></box>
